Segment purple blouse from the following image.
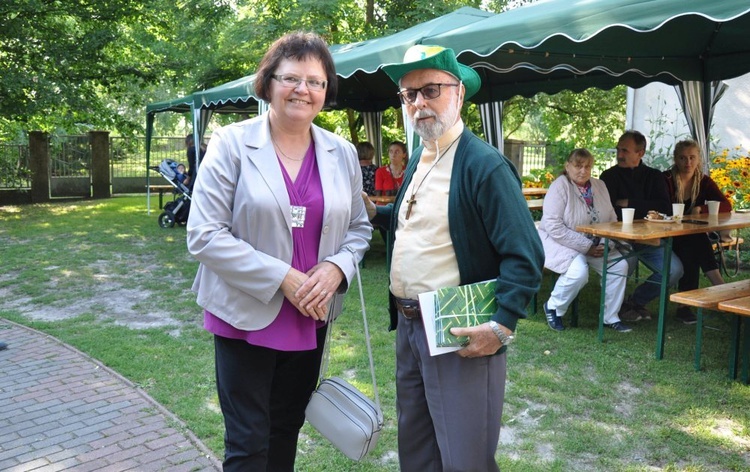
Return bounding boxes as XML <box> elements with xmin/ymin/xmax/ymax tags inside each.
<box><xmin>204</xmin><ymin>143</ymin><xmax>325</xmax><ymax>351</ymax></box>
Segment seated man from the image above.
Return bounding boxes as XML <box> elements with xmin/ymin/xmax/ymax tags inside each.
<box><xmin>600</xmin><ymin>130</ymin><xmax>684</xmax><ymax>322</ymax></box>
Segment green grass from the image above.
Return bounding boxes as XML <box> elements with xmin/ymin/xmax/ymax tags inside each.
<box><xmin>1</xmin><ymin>196</ymin><xmax>749</xmax><ymax>471</ymax></box>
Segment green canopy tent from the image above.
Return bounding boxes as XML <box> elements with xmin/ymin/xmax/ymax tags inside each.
<box><xmin>147</xmin><ymin>0</ymin><xmax>750</xmax><ymax>187</ymax></box>
<box><xmin>425</xmin><ymin>0</ymin><xmax>750</xmax><ymax>167</ymax></box>
<box><xmin>145</xmin><ymin>95</ymin><xmax>194</xmax><ymax>214</ymax></box>
<box><xmin>331</xmin><ymin>7</ymin><xmax>496</xmax><ymax>156</ymax></box>
<box><xmin>144</xmin><ymin>8</ymin><xmax>498</xmax><ymax>184</ymax></box>
<box><xmin>330</xmin><ymin>7</ymin><xmax>494</xmax><ymax>112</ymax></box>
<box><xmin>145</xmin><ymin>78</ymin><xmax>262</xmax><ymax>213</ymax></box>
<box><xmin>328</xmin><ymin>0</ymin><xmax>750</xmax><ymax>161</ymax></box>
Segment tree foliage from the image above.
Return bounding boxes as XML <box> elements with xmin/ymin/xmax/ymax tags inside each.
<box><xmin>0</xmin><ymin>0</ymin><xmax>627</xmax><ymax>155</ymax></box>
<box><xmin>0</xmin><ymin>0</ymin><xmax>234</xmax><ymax>137</ymax></box>
<box><xmin>504</xmin><ymin>86</ymin><xmax>627</xmax><ymax>150</ymax></box>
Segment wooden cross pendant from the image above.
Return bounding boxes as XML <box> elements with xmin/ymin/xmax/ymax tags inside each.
<box><xmin>405</xmin><ymin>196</ymin><xmax>416</xmax><ymax>220</ymax></box>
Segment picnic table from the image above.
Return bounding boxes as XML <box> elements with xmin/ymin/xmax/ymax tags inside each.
<box><xmin>577</xmin><ymin>212</ymin><xmax>750</xmax><ymax>360</ymax></box>
<box><xmin>523</xmin><ymin>187</ymin><xmax>547</xmax><ymax>212</ymax></box>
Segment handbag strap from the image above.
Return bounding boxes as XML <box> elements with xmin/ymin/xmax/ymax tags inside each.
<box><xmin>318</xmin><ymin>247</ymin><xmax>380</xmax><ymax>409</ymax></box>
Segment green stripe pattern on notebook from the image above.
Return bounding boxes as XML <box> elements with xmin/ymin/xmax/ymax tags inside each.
<box><xmin>434</xmin><ymin>280</ymin><xmax>497</xmax><ymax>347</ymax></box>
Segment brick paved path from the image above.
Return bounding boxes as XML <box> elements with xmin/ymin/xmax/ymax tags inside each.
<box><xmin>0</xmin><ymin>319</ymin><xmax>221</xmax><ymax>471</ymax></box>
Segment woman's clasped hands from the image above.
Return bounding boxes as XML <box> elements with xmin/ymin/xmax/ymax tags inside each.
<box><xmin>281</xmin><ymin>261</ymin><xmax>344</xmax><ymax>321</ymax></box>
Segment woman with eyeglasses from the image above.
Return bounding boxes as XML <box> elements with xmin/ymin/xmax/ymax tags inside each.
<box><xmin>537</xmin><ymin>148</ymin><xmax>631</xmax><ymax>333</ymax></box>
<box><xmin>187</xmin><ymin>32</ymin><xmax>371</xmax><ymax>471</ymax></box>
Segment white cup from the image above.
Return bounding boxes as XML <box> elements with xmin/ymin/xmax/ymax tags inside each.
<box><xmin>672</xmin><ymin>203</ymin><xmax>685</xmax><ymax>222</ymax></box>
<box><xmin>706</xmin><ymin>200</ymin><xmax>720</xmax><ymax>216</ymax></box>
<box><xmin>622</xmin><ymin>208</ymin><xmax>635</xmax><ymax>225</ymax></box>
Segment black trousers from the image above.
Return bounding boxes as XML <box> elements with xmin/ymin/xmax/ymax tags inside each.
<box><xmin>214</xmin><ymin>328</ymin><xmax>326</xmax><ymax>472</ymax></box>
<box><xmin>672</xmin><ymin>233</ymin><xmax>719</xmax><ymax>292</ymax></box>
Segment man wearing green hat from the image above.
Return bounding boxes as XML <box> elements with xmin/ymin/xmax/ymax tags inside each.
<box><xmin>365</xmin><ymin>45</ymin><xmax>543</xmax><ymax>471</ymax></box>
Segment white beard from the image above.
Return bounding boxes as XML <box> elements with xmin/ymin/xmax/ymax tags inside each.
<box><xmin>410</xmin><ymin>97</ymin><xmax>460</xmax><ymax>142</ymax></box>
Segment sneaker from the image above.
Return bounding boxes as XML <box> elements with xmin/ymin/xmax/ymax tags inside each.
<box><xmin>618</xmin><ymin>301</ymin><xmax>642</xmax><ymax>322</ymax></box>
<box><xmin>543</xmin><ymin>302</ymin><xmax>565</xmax><ymax>331</ymax></box>
<box><xmin>620</xmin><ymin>299</ymin><xmax>652</xmax><ymax>321</ymax></box>
<box><xmin>675</xmin><ymin>306</ymin><xmax>697</xmax><ymax>325</ymax></box>
<box><xmin>605</xmin><ymin>321</ymin><xmax>632</xmax><ymax>333</ymax></box>
<box><xmin>634</xmin><ymin>305</ymin><xmax>653</xmax><ymax>321</ymax></box>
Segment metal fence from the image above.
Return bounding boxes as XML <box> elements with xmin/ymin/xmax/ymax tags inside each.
<box><xmin>50</xmin><ymin>135</ymin><xmax>91</xmax><ymax>178</ymax></box>
<box><xmin>520</xmin><ymin>143</ymin><xmax>547</xmax><ymax>176</ymax></box>
<box><xmin>4</xmin><ymin>135</ymin><xmax>601</xmax><ymax>192</ymax></box>
<box><xmin>0</xmin><ymin>136</ymin><xmax>189</xmax><ymax>191</ymax></box>
<box><xmin>519</xmin><ymin>142</ymin><xmax>617</xmax><ymax>177</ymax></box>
<box><xmin>111</xmin><ymin>136</ymin><xmax>184</xmax><ymax>178</ymax></box>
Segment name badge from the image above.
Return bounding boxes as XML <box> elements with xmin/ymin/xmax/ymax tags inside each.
<box><xmin>291</xmin><ymin>205</ymin><xmax>307</xmax><ymax>228</ymax></box>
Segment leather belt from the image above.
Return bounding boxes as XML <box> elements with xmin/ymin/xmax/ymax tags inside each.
<box><xmin>394</xmin><ymin>296</ymin><xmax>421</xmax><ymax>319</ymax></box>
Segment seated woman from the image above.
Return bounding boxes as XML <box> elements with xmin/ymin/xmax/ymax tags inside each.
<box><xmin>538</xmin><ymin>148</ymin><xmax>631</xmax><ymax>332</ymax></box>
<box><xmin>374</xmin><ymin>141</ymin><xmax>407</xmax><ymax>197</ymax></box>
<box><xmin>663</xmin><ymin>139</ymin><xmax>731</xmax><ymax>323</ymax></box>
<box><xmin>357</xmin><ymin>141</ymin><xmax>378</xmax><ymax>197</ymax></box>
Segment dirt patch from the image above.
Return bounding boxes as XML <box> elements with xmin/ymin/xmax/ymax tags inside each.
<box><xmin>1</xmin><ymin>258</ymin><xmax>192</xmax><ymax>333</ymax></box>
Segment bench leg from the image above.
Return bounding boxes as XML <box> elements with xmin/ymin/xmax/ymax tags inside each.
<box><xmin>695</xmin><ymin>308</ymin><xmax>704</xmax><ymax>371</ymax></box>
<box><xmin>729</xmin><ymin>315</ymin><xmax>742</xmax><ymax>380</ymax></box>
<box><xmin>570</xmin><ymin>297</ymin><xmax>579</xmax><ymax>328</ymax></box>
<box><xmin>742</xmin><ymin>318</ymin><xmax>750</xmax><ymax>384</ymax></box>
<box><xmin>159</xmin><ymin>190</ymin><xmax>165</xmax><ymax>209</ymax></box>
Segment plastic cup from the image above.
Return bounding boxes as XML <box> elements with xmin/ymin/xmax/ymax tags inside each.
<box><xmin>706</xmin><ymin>200</ymin><xmax>720</xmax><ymax>216</ymax></box>
<box><xmin>622</xmin><ymin>208</ymin><xmax>635</xmax><ymax>225</ymax></box>
<box><xmin>672</xmin><ymin>203</ymin><xmax>685</xmax><ymax>222</ymax></box>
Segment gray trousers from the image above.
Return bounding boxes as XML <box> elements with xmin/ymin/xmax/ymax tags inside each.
<box><xmin>396</xmin><ymin>313</ymin><xmax>506</xmax><ymax>472</ymax></box>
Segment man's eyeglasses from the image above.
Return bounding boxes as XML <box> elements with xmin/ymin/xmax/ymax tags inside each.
<box><xmin>272</xmin><ymin>74</ymin><xmax>327</xmax><ymax>91</ymax></box>
<box><xmin>397</xmin><ymin>83</ymin><xmax>458</xmax><ymax>104</ymax></box>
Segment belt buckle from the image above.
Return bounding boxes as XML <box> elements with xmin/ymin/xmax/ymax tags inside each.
<box><xmin>397</xmin><ymin>300</ymin><xmax>421</xmax><ymax>319</ymax></box>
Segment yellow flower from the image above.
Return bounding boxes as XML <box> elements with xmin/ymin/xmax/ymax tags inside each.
<box><xmin>712</xmin><ymin>146</ymin><xmax>750</xmax><ymax>210</ymax></box>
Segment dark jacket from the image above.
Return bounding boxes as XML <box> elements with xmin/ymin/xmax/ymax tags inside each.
<box><xmin>600</xmin><ymin>161</ymin><xmax>671</xmax><ymax>220</ymax></box>
<box><xmin>662</xmin><ymin>170</ymin><xmax>732</xmax><ymax>214</ymax></box>
<box><xmin>374</xmin><ymin>127</ymin><xmax>544</xmax><ymax>348</ymax></box>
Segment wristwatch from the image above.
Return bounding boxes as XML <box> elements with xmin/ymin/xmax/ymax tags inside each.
<box><xmin>489</xmin><ymin>321</ymin><xmax>515</xmax><ymax>346</ymax></box>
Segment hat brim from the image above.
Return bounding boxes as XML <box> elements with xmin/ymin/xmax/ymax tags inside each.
<box><xmin>382</xmin><ymin>49</ymin><xmax>481</xmax><ymax>101</ymax></box>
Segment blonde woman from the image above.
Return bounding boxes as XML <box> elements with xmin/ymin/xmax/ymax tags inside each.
<box><xmin>663</xmin><ymin>139</ymin><xmax>731</xmax><ymax>323</ymax></box>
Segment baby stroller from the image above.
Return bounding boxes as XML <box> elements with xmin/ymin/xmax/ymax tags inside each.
<box><xmin>150</xmin><ymin>159</ymin><xmax>192</xmax><ymax>228</ymax></box>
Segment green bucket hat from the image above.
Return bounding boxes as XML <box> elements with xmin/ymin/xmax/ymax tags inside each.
<box><xmin>382</xmin><ymin>45</ymin><xmax>481</xmax><ymax>100</ymax></box>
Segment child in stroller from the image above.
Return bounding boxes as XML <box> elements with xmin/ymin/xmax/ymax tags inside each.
<box><xmin>152</xmin><ymin>158</ymin><xmax>192</xmax><ymax>228</ymax></box>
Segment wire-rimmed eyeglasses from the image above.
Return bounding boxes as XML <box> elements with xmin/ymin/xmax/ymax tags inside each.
<box><xmin>272</xmin><ymin>74</ymin><xmax>327</xmax><ymax>91</ymax></box>
<box><xmin>397</xmin><ymin>83</ymin><xmax>458</xmax><ymax>104</ymax></box>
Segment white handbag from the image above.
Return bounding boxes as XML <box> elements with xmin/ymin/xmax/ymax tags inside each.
<box><xmin>305</xmin><ymin>249</ymin><xmax>383</xmax><ymax>461</ymax></box>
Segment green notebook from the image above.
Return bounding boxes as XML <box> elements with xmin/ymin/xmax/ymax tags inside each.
<box><xmin>433</xmin><ymin>280</ymin><xmax>497</xmax><ymax>347</ymax></box>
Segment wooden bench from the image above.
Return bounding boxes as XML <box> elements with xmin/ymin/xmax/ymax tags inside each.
<box><xmin>711</xmin><ymin>236</ymin><xmax>744</xmax><ymax>251</ymax></box>
<box><xmin>147</xmin><ymin>185</ymin><xmax>175</xmax><ymax>209</ymax></box>
<box><xmin>717</xmin><ymin>296</ymin><xmax>750</xmax><ymax>383</ymax></box>
<box><xmin>670</xmin><ymin>279</ymin><xmax>750</xmax><ymax>379</ymax></box>
<box><xmin>527</xmin><ymin>199</ymin><xmax>545</xmax><ymax>211</ymax></box>
<box><xmin>712</xmin><ymin>236</ymin><xmax>744</xmax><ymax>277</ymax></box>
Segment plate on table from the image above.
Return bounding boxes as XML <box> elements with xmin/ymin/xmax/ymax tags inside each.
<box><xmin>644</xmin><ymin>216</ymin><xmax>675</xmax><ymax>224</ymax></box>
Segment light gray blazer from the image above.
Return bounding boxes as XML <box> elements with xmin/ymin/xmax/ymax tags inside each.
<box><xmin>186</xmin><ymin>114</ymin><xmax>372</xmax><ymax>330</ymax></box>
<box><xmin>537</xmin><ymin>175</ymin><xmax>617</xmax><ymax>274</ymax></box>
